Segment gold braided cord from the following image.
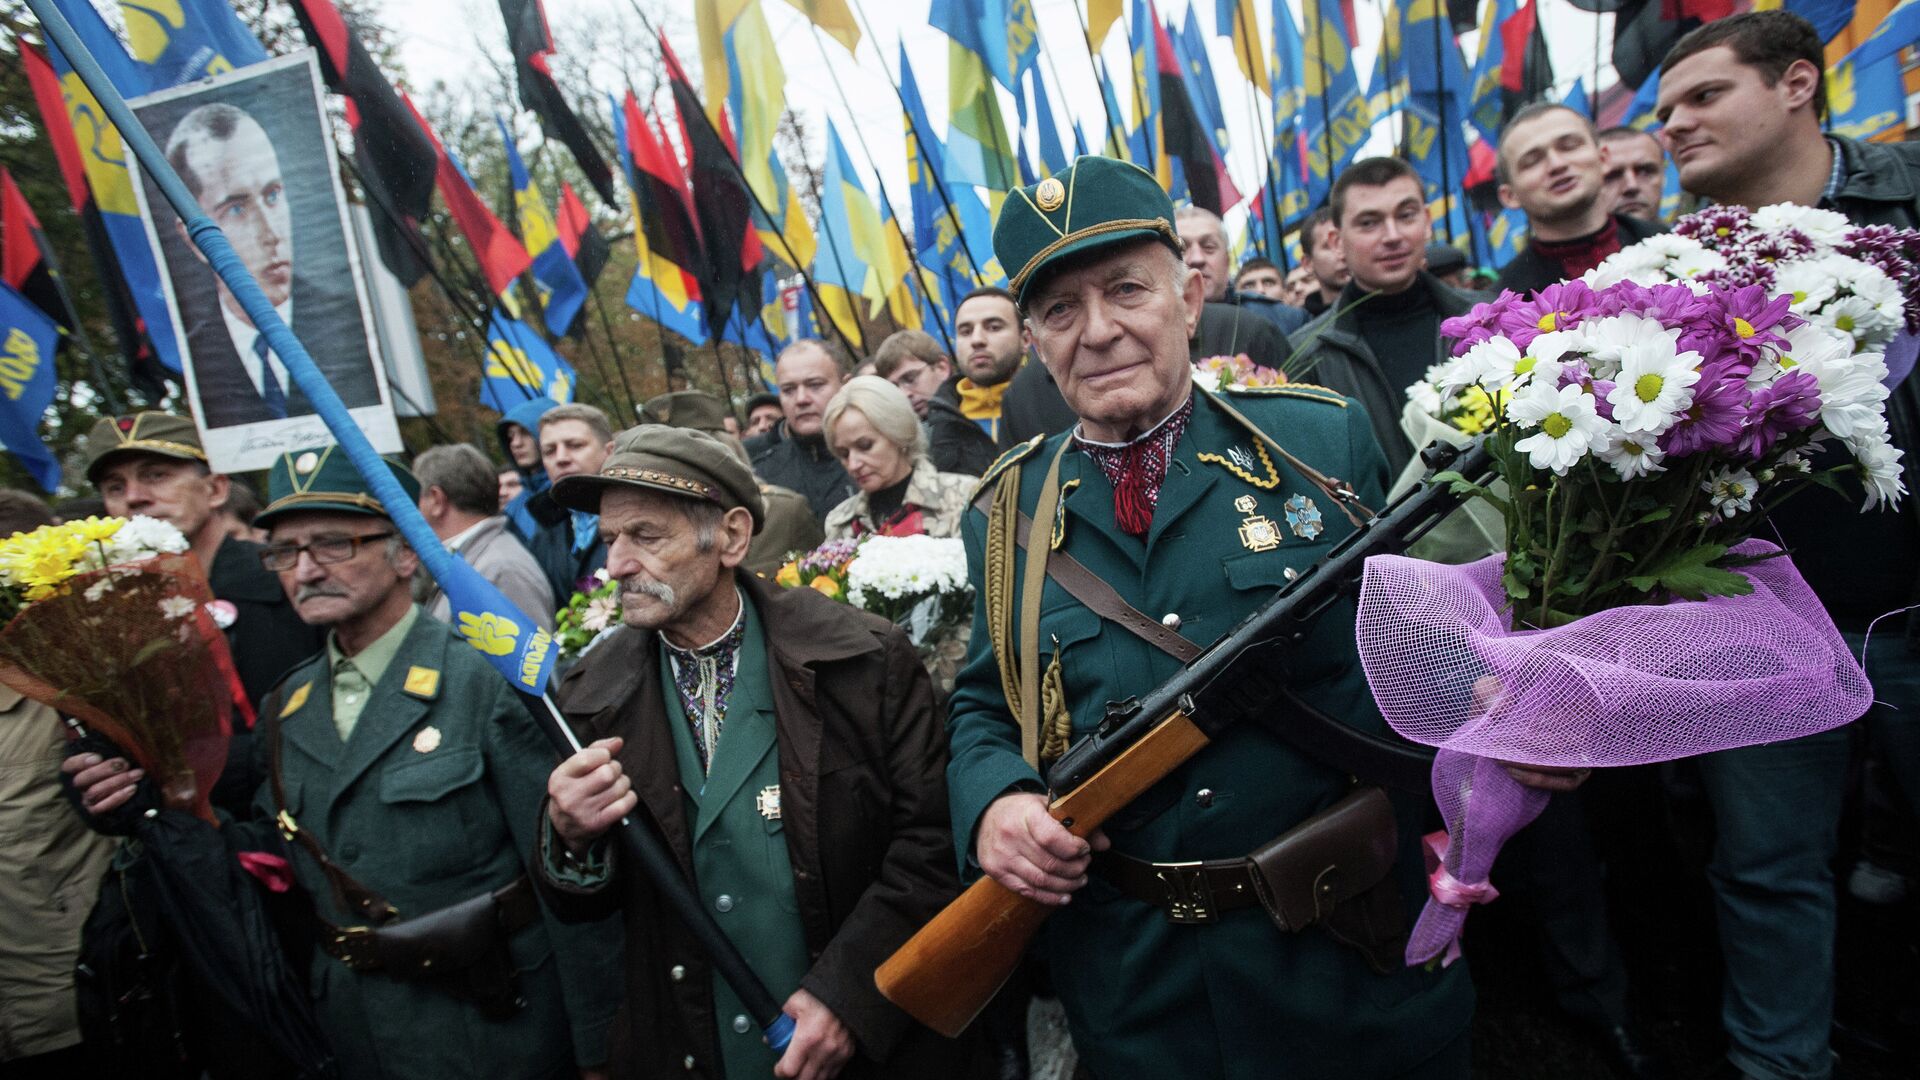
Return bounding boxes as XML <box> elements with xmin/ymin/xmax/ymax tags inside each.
<box><xmin>985</xmin><ymin>465</ymin><xmax>1024</xmax><ymax>722</ymax></box>
<box><xmin>1050</xmin><ymin>479</ymin><xmax>1079</xmax><ymax>550</ymax></box>
<box><xmin>1196</xmin><ymin>437</ymin><xmax>1282</xmax><ymax>490</ymax></box>
<box><xmin>1037</xmin><ymin>650</ymin><xmax>1072</xmax><ymax>765</ymax></box>
<box><xmin>1008</xmin><ymin>219</ymin><xmax>1180</xmax><ymax>296</ymax></box>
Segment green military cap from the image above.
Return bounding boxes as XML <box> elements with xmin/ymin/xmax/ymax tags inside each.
<box><xmin>992</xmin><ymin>155</ymin><xmax>1182</xmax><ymax>307</ymax></box>
<box><xmin>254</xmin><ymin>445</ymin><xmax>422</xmax><ymax>528</ymax></box>
<box><xmin>84</xmin><ymin>412</ymin><xmax>207</xmax><ymax>484</ymax></box>
<box><xmin>640</xmin><ymin>390</ymin><xmax>733</xmax><ymax>435</ymax></box>
<box><xmin>552</xmin><ymin>425</ymin><xmax>765</xmax><ymax>533</ymax></box>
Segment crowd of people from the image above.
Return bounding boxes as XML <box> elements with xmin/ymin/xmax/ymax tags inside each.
<box><xmin>3</xmin><ymin>11</ymin><xmax>1918</xmax><ymax>1080</ymax></box>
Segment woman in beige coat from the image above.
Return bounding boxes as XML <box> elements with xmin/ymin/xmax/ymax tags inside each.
<box><xmin>821</xmin><ymin>377</ymin><xmax>978</xmax><ymax>540</ymax></box>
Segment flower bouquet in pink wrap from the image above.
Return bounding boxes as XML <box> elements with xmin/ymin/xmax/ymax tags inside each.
<box><xmin>1357</xmin><ymin>225</ymin><xmax>1913</xmax><ymax>966</ymax></box>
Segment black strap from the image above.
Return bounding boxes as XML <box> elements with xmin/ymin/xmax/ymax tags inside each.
<box><xmin>268</xmin><ymin>717</ymin><xmax>401</xmax><ymax>925</ymax></box>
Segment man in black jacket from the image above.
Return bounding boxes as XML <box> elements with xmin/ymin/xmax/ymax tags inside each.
<box><xmin>1289</xmin><ymin>158</ymin><xmax>1484</xmax><ymax>466</ymax></box>
<box><xmin>871</xmin><ymin>329</ymin><xmax>998</xmax><ymax>475</ymax></box>
<box><xmin>1495</xmin><ymin>102</ymin><xmax>1666</xmax><ymax>296</ymax></box>
<box><xmin>745</xmin><ymin>339</ymin><xmax>859</xmax><ymax>522</ymax></box>
<box><xmin>1657</xmin><ymin>13</ymin><xmax>1920</xmax><ymax>1080</ymax></box>
<box><xmin>83</xmin><ymin>412</ymin><xmax>324</xmax><ymax>811</ymax></box>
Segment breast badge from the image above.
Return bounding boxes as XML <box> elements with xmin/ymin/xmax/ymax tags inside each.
<box><xmin>1234</xmin><ymin>495</ymin><xmax>1282</xmax><ymax>552</ymax></box>
<box><xmin>412</xmin><ymin>726</ymin><xmax>442</xmax><ymax>753</ymax></box>
<box><xmin>756</xmin><ymin>784</ymin><xmax>782</xmax><ymax>821</ymax></box>
<box><xmin>1283</xmin><ymin>494</ymin><xmax>1325</xmax><ymax>540</ymax></box>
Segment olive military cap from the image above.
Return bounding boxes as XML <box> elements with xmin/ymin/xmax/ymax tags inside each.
<box><xmin>640</xmin><ymin>390</ymin><xmax>732</xmax><ymax>435</ymax></box>
<box><xmin>551</xmin><ymin>425</ymin><xmax>765</xmax><ymax>533</ymax></box>
<box><xmin>254</xmin><ymin>445</ymin><xmax>422</xmax><ymax>528</ymax></box>
<box><xmin>992</xmin><ymin>155</ymin><xmax>1183</xmax><ymax>307</ymax></box>
<box><xmin>84</xmin><ymin>412</ymin><xmax>207</xmax><ymax>484</ymax></box>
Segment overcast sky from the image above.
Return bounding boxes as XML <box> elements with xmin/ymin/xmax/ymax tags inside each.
<box><xmin>374</xmin><ymin>0</ymin><xmax>1617</xmax><ymax>236</ymax></box>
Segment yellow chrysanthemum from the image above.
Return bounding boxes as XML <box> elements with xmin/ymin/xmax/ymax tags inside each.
<box><xmin>69</xmin><ymin>516</ymin><xmax>124</xmax><ymax>544</ymax></box>
<box><xmin>774</xmin><ymin>562</ymin><xmax>801</xmax><ymax>588</ymax></box>
<box><xmin>809</xmin><ymin>576</ymin><xmax>842</xmax><ymax>599</ymax></box>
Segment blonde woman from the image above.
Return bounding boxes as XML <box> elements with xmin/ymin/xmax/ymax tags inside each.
<box><xmin>821</xmin><ymin>376</ymin><xmax>977</xmax><ymax>539</ymax></box>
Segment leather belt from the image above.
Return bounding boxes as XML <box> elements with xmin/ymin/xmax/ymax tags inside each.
<box><xmin>1091</xmin><ymin>850</ymin><xmax>1262</xmax><ymax>925</ymax></box>
<box><xmin>322</xmin><ymin>876</ymin><xmax>538</xmax><ymax>972</ymax></box>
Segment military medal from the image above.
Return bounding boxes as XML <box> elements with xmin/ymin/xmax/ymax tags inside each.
<box><xmin>1284</xmin><ymin>494</ymin><xmax>1325</xmax><ymax>540</ymax></box>
<box><xmin>1234</xmin><ymin>495</ymin><xmax>1282</xmax><ymax>552</ymax></box>
<box><xmin>412</xmin><ymin>726</ymin><xmax>442</xmax><ymax>753</ymax></box>
<box><xmin>756</xmin><ymin>784</ymin><xmax>782</xmax><ymax>821</ymax></box>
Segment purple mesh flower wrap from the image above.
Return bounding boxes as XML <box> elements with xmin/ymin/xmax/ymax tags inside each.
<box><xmin>1355</xmin><ymin>540</ymin><xmax>1872</xmax><ymax>966</ymax></box>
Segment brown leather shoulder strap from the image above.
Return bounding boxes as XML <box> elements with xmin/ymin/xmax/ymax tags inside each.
<box><xmin>270</xmin><ymin>718</ymin><xmax>400</xmax><ymax>925</ymax></box>
<box><xmin>972</xmin><ymin>485</ymin><xmax>1201</xmax><ymax>665</ymax></box>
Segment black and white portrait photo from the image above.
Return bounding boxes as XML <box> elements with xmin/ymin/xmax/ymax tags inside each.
<box><xmin>130</xmin><ymin>51</ymin><xmax>400</xmax><ymax>471</ymax></box>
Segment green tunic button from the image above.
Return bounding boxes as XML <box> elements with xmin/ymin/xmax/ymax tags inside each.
<box><xmin>715</xmin><ymin>894</ymin><xmax>734</xmax><ymax>912</ymax></box>
<box><xmin>670</xmin><ymin>964</ymin><xmax>686</xmax><ymax>982</ymax></box>
<box><xmin>682</xmin><ymin>1054</ymin><xmax>696</xmax><ymax>1070</ymax></box>
<box><xmin>732</xmin><ymin>1014</ymin><xmax>751</xmax><ymax>1034</ymax></box>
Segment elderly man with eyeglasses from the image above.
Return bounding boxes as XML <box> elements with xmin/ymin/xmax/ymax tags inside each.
<box><xmin>66</xmin><ymin>445</ymin><xmax>621</xmax><ymax>1080</ymax></box>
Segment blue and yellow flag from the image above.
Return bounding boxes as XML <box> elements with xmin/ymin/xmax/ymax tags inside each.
<box><xmin>722</xmin><ymin>272</ymin><xmax>787</xmax><ymax>388</ymax></box>
<box><xmin>0</xmin><ymin>281</ymin><xmax>60</xmax><ymax>491</ymax></box>
<box><xmin>1465</xmin><ymin>0</ymin><xmax>1517</xmax><ymax>142</ymax></box>
<box><xmin>610</xmin><ymin>93</ymin><xmax>707</xmax><ymax>346</ymax></box>
<box><xmin>938</xmin><ymin>18</ymin><xmax>1019</xmax><ymax>192</ymax></box>
<box><xmin>1400</xmin><ymin>0</ymin><xmax>1472</xmax><ymax>240</ymax></box>
<box><xmin>1257</xmin><ymin>0</ymin><xmax>1314</xmax><ymax>250</ymax></box>
<box><xmin>1128</xmin><ymin>0</ymin><xmax>1172</xmax><ymax>196</ymax></box>
<box><xmin>902</xmin><ymin>48</ymin><xmax>998</xmax><ymax>339</ymax></box>
<box><xmin>116</xmin><ymin>0</ymin><xmax>268</xmax><ymax>86</ymax></box>
<box><xmin>1219</xmin><ymin>0</ymin><xmax>1271</xmax><ymax>95</ymax></box>
<box><xmin>497</xmin><ymin>116</ymin><xmax>589</xmax><ymax>336</ymax></box>
<box><xmin>1300</xmin><ymin>0</ymin><xmax>1369</xmax><ymax>211</ymax></box>
<box><xmin>812</xmin><ymin>122</ymin><xmax>872</xmax><ymax>350</ymax></box>
<box><xmin>481</xmin><ymin>308</ymin><xmax>575</xmax><ymax>413</ymax></box>
<box><xmin>1030</xmin><ymin>68</ymin><xmax>1074</xmax><ymax>177</ymax></box>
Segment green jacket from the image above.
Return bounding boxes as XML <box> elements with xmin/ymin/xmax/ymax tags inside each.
<box><xmin>946</xmin><ymin>387</ymin><xmax>1474</xmax><ymax>1079</ymax></box>
<box><xmin>244</xmin><ymin>609</ymin><xmax>621</xmax><ymax>1079</ymax></box>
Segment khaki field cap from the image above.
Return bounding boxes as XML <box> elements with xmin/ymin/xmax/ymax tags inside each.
<box><xmin>992</xmin><ymin>154</ymin><xmax>1183</xmax><ymax>307</ymax></box>
<box><xmin>640</xmin><ymin>390</ymin><xmax>732</xmax><ymax>435</ymax></box>
<box><xmin>84</xmin><ymin>412</ymin><xmax>207</xmax><ymax>484</ymax></box>
<box><xmin>551</xmin><ymin>425</ymin><xmax>766</xmax><ymax>533</ymax></box>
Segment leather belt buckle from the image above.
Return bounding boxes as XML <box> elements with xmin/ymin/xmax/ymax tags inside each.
<box><xmin>1154</xmin><ymin>860</ymin><xmax>1215</xmax><ymax>924</ymax></box>
<box><xmin>330</xmin><ymin>925</ymin><xmax>381</xmax><ymax>971</ymax></box>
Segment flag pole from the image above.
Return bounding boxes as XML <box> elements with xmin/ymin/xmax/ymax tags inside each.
<box><xmin>20</xmin><ymin>0</ymin><xmax>796</xmax><ymax>1053</ymax></box>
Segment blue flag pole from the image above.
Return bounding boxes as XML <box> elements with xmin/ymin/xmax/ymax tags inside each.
<box><xmin>24</xmin><ymin>0</ymin><xmax>796</xmax><ymax>1052</ymax></box>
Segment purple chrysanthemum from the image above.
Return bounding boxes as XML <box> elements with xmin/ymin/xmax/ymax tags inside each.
<box><xmin>1659</xmin><ymin>362</ymin><xmax>1751</xmax><ymax>458</ymax></box>
<box><xmin>1706</xmin><ymin>284</ymin><xmax>1801</xmax><ymax>368</ymax></box>
<box><xmin>1441</xmin><ymin>293</ymin><xmax>1518</xmax><ymax>355</ymax></box>
<box><xmin>1499</xmin><ymin>281</ymin><xmax>1599</xmax><ymax>345</ymax></box>
<box><xmin>1673</xmin><ymin>205</ymin><xmax>1754</xmax><ymax>247</ymax></box>
<box><xmin>1735</xmin><ymin>370</ymin><xmax>1821</xmax><ymax>458</ymax></box>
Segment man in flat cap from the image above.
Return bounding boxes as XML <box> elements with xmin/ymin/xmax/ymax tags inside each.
<box><xmin>536</xmin><ymin>426</ymin><xmax>983</xmax><ymax>1080</ymax></box>
<box><xmin>945</xmin><ymin>156</ymin><xmax>1482</xmax><ymax>1077</ymax></box>
<box><xmin>639</xmin><ymin>391</ymin><xmax>824</xmax><ymax>577</ymax></box>
<box><xmin>67</xmin><ymin>445</ymin><xmax>619</xmax><ymax>1080</ymax></box>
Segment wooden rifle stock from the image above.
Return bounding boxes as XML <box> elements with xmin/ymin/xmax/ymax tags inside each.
<box><xmin>875</xmin><ymin>711</ymin><xmax>1212</xmax><ymax>1037</ymax></box>
<box><xmin>877</xmin><ymin>440</ymin><xmax>1494</xmax><ymax>1037</ymax></box>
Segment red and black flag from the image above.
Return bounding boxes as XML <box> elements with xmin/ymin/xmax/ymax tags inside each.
<box><xmin>292</xmin><ymin>0</ymin><xmax>437</xmax><ymax>284</ymax></box>
<box><xmin>2</xmin><ymin>168</ymin><xmax>73</xmax><ymax>333</ymax></box>
<box><xmin>1151</xmin><ymin>13</ymin><xmax>1239</xmax><ymax>215</ymax></box>
<box><xmin>622</xmin><ymin>89</ymin><xmax>705</xmax><ymax>307</ymax></box>
<box><xmin>1608</xmin><ymin>0</ymin><xmax>1730</xmax><ymax>90</ymax></box>
<box><xmin>17</xmin><ymin>38</ymin><xmax>166</xmax><ymax>396</ymax></box>
<box><xmin>498</xmin><ymin>0</ymin><xmax>617</xmax><ymax>206</ymax></box>
<box><xmin>556</xmin><ymin>180</ymin><xmax>609</xmax><ymax>288</ymax></box>
<box><xmin>661</xmin><ymin>33</ymin><xmax>760</xmax><ymax>342</ymax></box>
<box><xmin>402</xmin><ymin>94</ymin><xmax>534</xmax><ymax>299</ymax></box>
<box><xmin>1499</xmin><ymin>0</ymin><xmax>1556</xmax><ymax>106</ymax></box>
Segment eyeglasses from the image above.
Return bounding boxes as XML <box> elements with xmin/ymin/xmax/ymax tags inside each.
<box><xmin>259</xmin><ymin>532</ymin><xmax>395</xmax><ymax>572</ymax></box>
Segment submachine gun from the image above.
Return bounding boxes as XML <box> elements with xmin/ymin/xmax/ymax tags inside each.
<box><xmin>875</xmin><ymin>440</ymin><xmax>1495</xmax><ymax>1037</ymax></box>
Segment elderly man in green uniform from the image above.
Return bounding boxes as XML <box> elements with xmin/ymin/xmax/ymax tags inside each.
<box><xmin>945</xmin><ymin>156</ymin><xmax>1477</xmax><ymax>1078</ymax></box>
<box><xmin>67</xmin><ymin>446</ymin><xmax>619</xmax><ymax>1079</ymax></box>
<box><xmin>536</xmin><ymin>426</ymin><xmax>981</xmax><ymax>1080</ymax></box>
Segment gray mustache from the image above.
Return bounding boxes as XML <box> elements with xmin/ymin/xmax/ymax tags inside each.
<box><xmin>295</xmin><ymin>585</ymin><xmax>349</xmax><ymax>602</ymax></box>
<box><xmin>621</xmin><ymin>579</ymin><xmax>676</xmax><ymax>607</ymax></box>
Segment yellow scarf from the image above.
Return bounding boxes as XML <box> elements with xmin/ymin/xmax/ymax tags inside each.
<box><xmin>955</xmin><ymin>377</ymin><xmax>1010</xmax><ymax>422</ymax></box>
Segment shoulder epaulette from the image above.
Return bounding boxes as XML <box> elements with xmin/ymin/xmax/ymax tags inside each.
<box><xmin>1222</xmin><ymin>382</ymin><xmax>1349</xmax><ymax>406</ymax></box>
<box><xmin>972</xmin><ymin>434</ymin><xmax>1045</xmax><ymax>498</ymax></box>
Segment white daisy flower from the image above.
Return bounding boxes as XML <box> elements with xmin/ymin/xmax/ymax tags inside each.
<box><xmin>1580</xmin><ymin>314</ymin><xmax>1684</xmax><ymax>380</ymax></box>
<box><xmin>1752</xmin><ymin>204</ymin><xmax>1851</xmax><ymax>247</ymax></box>
<box><xmin>1599</xmin><ymin>428</ymin><xmax>1667</xmax><ymax>480</ymax></box>
<box><xmin>1703</xmin><ymin>467</ymin><xmax>1759</xmax><ymax>518</ymax></box>
<box><xmin>84</xmin><ymin>577</ymin><xmax>115</xmax><ymax>602</ymax></box>
<box><xmin>1843</xmin><ymin>426</ymin><xmax>1906</xmax><ymax>510</ymax></box>
<box><xmin>1473</xmin><ymin>332</ymin><xmax>1579</xmax><ymax>391</ymax></box>
<box><xmin>159</xmin><ymin>595</ymin><xmax>198</xmax><ymax>620</ymax></box>
<box><xmin>1816</xmin><ymin>295</ymin><xmax>1898</xmax><ymax>349</ymax></box>
<box><xmin>1606</xmin><ymin>341</ymin><xmax>1701</xmax><ymax>434</ymax></box>
<box><xmin>1773</xmin><ymin>261</ymin><xmax>1839</xmax><ymax>313</ymax></box>
<box><xmin>1668</xmin><ymin>246</ymin><xmax>1730</xmax><ymax>279</ymax></box>
<box><xmin>1190</xmin><ymin>366</ymin><xmax>1222</xmax><ymax>392</ymax></box>
<box><xmin>1639</xmin><ymin>233</ymin><xmax>1710</xmax><ymax>261</ymax></box>
<box><xmin>1507</xmin><ymin>382</ymin><xmax>1612</xmax><ymax>474</ymax></box>
<box><xmin>1407</xmin><ymin>380</ymin><xmax>1443</xmax><ymax>415</ymax></box>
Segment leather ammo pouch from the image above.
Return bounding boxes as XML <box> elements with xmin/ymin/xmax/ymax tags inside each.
<box><xmin>328</xmin><ymin>878</ymin><xmax>537</xmax><ymax>1022</ymax></box>
<box><xmin>1247</xmin><ymin>786</ymin><xmax>1407</xmax><ymax>974</ymax></box>
<box><xmin>268</xmin><ymin>722</ymin><xmax>532</xmax><ymax>1020</ymax></box>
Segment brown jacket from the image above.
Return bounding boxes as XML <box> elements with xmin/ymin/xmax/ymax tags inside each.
<box><xmin>537</xmin><ymin>574</ymin><xmax>982</xmax><ymax>1080</ymax></box>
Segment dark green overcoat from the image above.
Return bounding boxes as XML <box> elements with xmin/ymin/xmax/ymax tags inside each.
<box><xmin>946</xmin><ymin>387</ymin><xmax>1474</xmax><ymax>1079</ymax></box>
<box><xmin>242</xmin><ymin>610</ymin><xmax>621</xmax><ymax>1079</ymax></box>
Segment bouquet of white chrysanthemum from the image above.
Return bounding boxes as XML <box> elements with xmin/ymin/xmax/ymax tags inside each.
<box><xmin>845</xmin><ymin>535</ymin><xmax>972</xmax><ymax>640</ymax></box>
<box><xmin>1585</xmin><ymin>203</ymin><xmax>1920</xmax><ymax>362</ymax></box>
<box><xmin>0</xmin><ymin>516</ymin><xmax>238</xmax><ymax>824</ymax></box>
